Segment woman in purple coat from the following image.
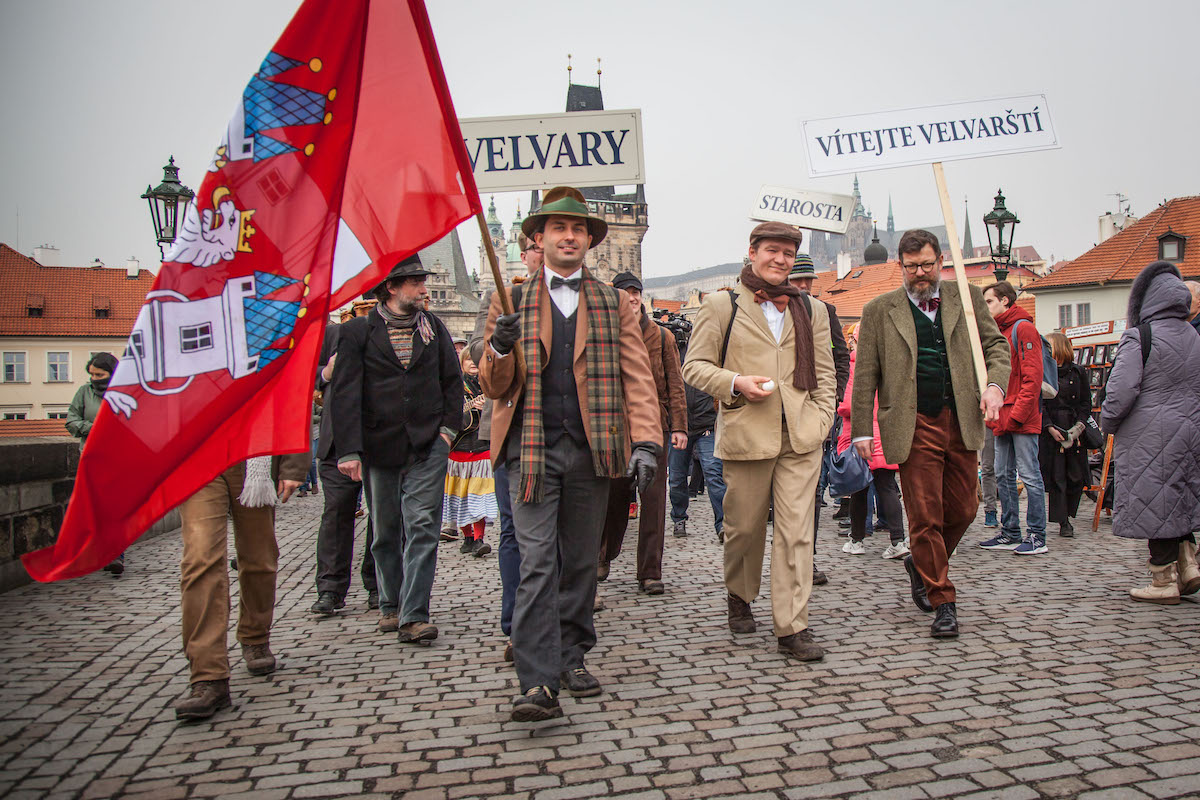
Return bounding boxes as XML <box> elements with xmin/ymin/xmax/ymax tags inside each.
<box><xmin>1100</xmin><ymin>261</ymin><xmax>1200</xmax><ymax>603</ymax></box>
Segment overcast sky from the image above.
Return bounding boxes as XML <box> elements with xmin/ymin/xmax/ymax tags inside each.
<box><xmin>2</xmin><ymin>0</ymin><xmax>1198</xmax><ymax>280</ymax></box>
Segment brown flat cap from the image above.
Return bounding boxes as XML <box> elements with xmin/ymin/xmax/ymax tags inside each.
<box><xmin>749</xmin><ymin>221</ymin><xmax>803</xmax><ymax>248</ymax></box>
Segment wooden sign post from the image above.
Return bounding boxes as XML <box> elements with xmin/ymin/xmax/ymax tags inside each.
<box><xmin>932</xmin><ymin>162</ymin><xmax>989</xmax><ymax>393</ymax></box>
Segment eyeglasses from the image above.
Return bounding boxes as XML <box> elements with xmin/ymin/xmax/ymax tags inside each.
<box><xmin>901</xmin><ymin>261</ymin><xmax>939</xmax><ymax>274</ymax></box>
<box><xmin>525</xmin><ymin>246</ymin><xmax>543</xmax><ymax>254</ymax></box>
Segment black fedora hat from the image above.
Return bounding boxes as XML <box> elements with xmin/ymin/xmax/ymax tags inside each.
<box><xmin>368</xmin><ymin>254</ymin><xmax>434</xmax><ymax>299</ymax></box>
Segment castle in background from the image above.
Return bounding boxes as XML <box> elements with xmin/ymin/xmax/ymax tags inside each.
<box><xmin>478</xmin><ymin>77</ymin><xmax>648</xmax><ymax>288</ymax></box>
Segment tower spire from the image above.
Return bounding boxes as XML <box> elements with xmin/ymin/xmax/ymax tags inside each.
<box><xmin>567</xmin><ymin>53</ymin><xmax>572</xmax><ymax>85</ymax></box>
<box><xmin>597</xmin><ymin>57</ymin><xmax>602</xmax><ymax>88</ymax></box>
<box><xmin>887</xmin><ymin>194</ymin><xmax>894</xmax><ymax>234</ymax></box>
<box><xmin>962</xmin><ymin>197</ymin><xmax>974</xmax><ymax>257</ymax></box>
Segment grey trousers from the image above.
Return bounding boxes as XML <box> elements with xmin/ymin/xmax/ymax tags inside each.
<box><xmin>980</xmin><ymin>427</ymin><xmax>997</xmax><ymax>514</ymax></box>
<box><xmin>365</xmin><ymin>439</ymin><xmax>450</xmax><ymax>623</ymax></box>
<box><xmin>508</xmin><ymin>435</ymin><xmax>609</xmax><ymax>693</ymax></box>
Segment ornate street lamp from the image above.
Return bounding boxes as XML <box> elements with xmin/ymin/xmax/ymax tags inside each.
<box><xmin>141</xmin><ymin>156</ymin><xmax>194</xmax><ymax>258</ymax></box>
<box><xmin>983</xmin><ymin>188</ymin><xmax>1019</xmax><ymax>283</ymax></box>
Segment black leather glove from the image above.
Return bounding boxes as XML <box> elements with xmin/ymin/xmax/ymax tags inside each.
<box><xmin>626</xmin><ymin>441</ymin><xmax>659</xmax><ymax>494</ymax></box>
<box><xmin>490</xmin><ymin>312</ymin><xmax>521</xmax><ymax>355</ymax></box>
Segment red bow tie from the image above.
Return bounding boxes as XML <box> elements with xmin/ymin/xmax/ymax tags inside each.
<box><xmin>753</xmin><ymin>290</ymin><xmax>790</xmax><ymax>312</ymax></box>
<box><xmin>919</xmin><ymin>297</ymin><xmax>940</xmax><ymax>312</ymax></box>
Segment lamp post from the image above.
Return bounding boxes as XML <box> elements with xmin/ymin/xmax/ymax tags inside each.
<box><xmin>983</xmin><ymin>188</ymin><xmax>1019</xmax><ymax>283</ymax></box>
<box><xmin>141</xmin><ymin>156</ymin><xmax>194</xmax><ymax>258</ymax></box>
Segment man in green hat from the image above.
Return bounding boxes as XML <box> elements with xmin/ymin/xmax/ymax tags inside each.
<box><xmin>480</xmin><ymin>186</ymin><xmax>662</xmax><ymax>721</ymax></box>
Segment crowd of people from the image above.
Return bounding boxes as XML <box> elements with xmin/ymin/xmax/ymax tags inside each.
<box><xmin>154</xmin><ymin>185</ymin><xmax>1200</xmax><ymax>723</ymax></box>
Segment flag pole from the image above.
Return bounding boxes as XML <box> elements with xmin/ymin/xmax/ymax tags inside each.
<box><xmin>476</xmin><ymin>212</ymin><xmax>514</xmax><ymax>315</ymax></box>
<box><xmin>932</xmin><ymin>162</ymin><xmax>988</xmax><ymax>394</ymax></box>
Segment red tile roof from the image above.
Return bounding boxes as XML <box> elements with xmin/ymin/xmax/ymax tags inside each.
<box><xmin>0</xmin><ymin>243</ymin><xmax>156</xmax><ymax>337</ymax></box>
<box><xmin>0</xmin><ymin>419</ymin><xmax>72</xmax><ymax>438</ymax></box>
<box><xmin>814</xmin><ymin>261</ymin><xmax>1038</xmax><ymax>320</ymax></box>
<box><xmin>1026</xmin><ymin>196</ymin><xmax>1200</xmax><ymax>290</ymax></box>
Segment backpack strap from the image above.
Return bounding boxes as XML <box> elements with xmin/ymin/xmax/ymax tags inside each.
<box><xmin>719</xmin><ymin>289</ymin><xmax>739</xmax><ymax>368</ymax></box>
<box><xmin>1138</xmin><ymin>322</ymin><xmax>1152</xmax><ymax>366</ymax></box>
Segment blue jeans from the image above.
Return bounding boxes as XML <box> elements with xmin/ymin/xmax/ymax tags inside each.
<box><xmin>494</xmin><ymin>460</ymin><xmax>521</xmax><ymax>636</ymax></box>
<box><xmin>302</xmin><ymin>436</ymin><xmax>319</xmax><ymax>491</ymax></box>
<box><xmin>994</xmin><ymin>431</ymin><xmax>1046</xmax><ymax>540</ymax></box>
<box><xmin>669</xmin><ymin>430</ymin><xmax>726</xmax><ymax>532</ymax></box>
<box><xmin>365</xmin><ymin>439</ymin><xmax>450</xmax><ymax>622</ymax></box>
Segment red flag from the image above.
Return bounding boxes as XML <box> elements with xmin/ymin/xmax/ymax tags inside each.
<box><xmin>23</xmin><ymin>0</ymin><xmax>482</xmax><ymax>581</ymax></box>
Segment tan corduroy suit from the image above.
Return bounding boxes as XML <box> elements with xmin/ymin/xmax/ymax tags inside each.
<box><xmin>683</xmin><ymin>288</ymin><xmax>836</xmax><ymax>636</ymax></box>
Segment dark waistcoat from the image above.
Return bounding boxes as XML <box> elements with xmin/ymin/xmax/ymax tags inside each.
<box><xmin>911</xmin><ymin>302</ymin><xmax>954</xmax><ymax>417</ymax></box>
<box><xmin>542</xmin><ymin>302</ymin><xmax>587</xmax><ymax>446</ymax></box>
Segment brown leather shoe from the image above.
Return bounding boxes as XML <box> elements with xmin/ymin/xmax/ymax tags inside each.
<box><xmin>242</xmin><ymin>643</ymin><xmax>276</xmax><ymax>676</ymax></box>
<box><xmin>597</xmin><ymin>560</ymin><xmax>610</xmax><ymax>582</ymax></box>
<box><xmin>378</xmin><ymin>613</ymin><xmax>399</xmax><ymax>633</ymax></box>
<box><xmin>174</xmin><ymin>679</ymin><xmax>231</xmax><ymax>721</ymax></box>
<box><xmin>727</xmin><ymin>593</ymin><xmax>755</xmax><ymax>633</ymax></box>
<box><xmin>503</xmin><ymin>639</ymin><xmax>514</xmax><ymax>663</ymax></box>
<box><xmin>777</xmin><ymin>629</ymin><xmax>824</xmax><ymax>661</ymax></box>
<box><xmin>397</xmin><ymin>621</ymin><xmax>438</xmax><ymax>645</ymax></box>
<box><xmin>639</xmin><ymin>579</ymin><xmax>665</xmax><ymax>595</ymax></box>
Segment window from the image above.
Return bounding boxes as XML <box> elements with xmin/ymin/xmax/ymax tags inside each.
<box><xmin>3</xmin><ymin>352</ymin><xmax>26</xmax><ymax>383</ymax></box>
<box><xmin>180</xmin><ymin>323</ymin><xmax>214</xmax><ymax>352</ymax></box>
<box><xmin>47</xmin><ymin>352</ymin><xmax>69</xmax><ymax>382</ymax></box>
<box><xmin>1075</xmin><ymin>303</ymin><xmax>1091</xmax><ymax>326</ymax></box>
<box><xmin>1158</xmin><ymin>230</ymin><xmax>1186</xmax><ymax>262</ymax></box>
<box><xmin>27</xmin><ymin>307</ymin><xmax>44</xmax><ymax>317</ymax></box>
<box><xmin>3</xmin><ymin>412</ymin><xmax>27</xmax><ymax>420</ymax></box>
<box><xmin>1058</xmin><ymin>304</ymin><xmax>1073</xmax><ymax>329</ymax></box>
<box><xmin>94</xmin><ymin>308</ymin><xmax>109</xmax><ymax>319</ymax></box>
<box><xmin>47</xmin><ymin>411</ymin><xmax>68</xmax><ymax>420</ymax></box>
<box><xmin>26</xmin><ymin>293</ymin><xmax>45</xmax><ymax>318</ymax></box>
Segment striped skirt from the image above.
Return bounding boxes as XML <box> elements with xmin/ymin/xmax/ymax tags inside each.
<box><xmin>442</xmin><ymin>451</ymin><xmax>498</xmax><ymax>527</ymax></box>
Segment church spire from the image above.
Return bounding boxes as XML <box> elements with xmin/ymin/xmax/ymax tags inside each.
<box><xmin>851</xmin><ymin>174</ymin><xmax>866</xmax><ymax>218</ymax></box>
<box><xmin>887</xmin><ymin>195</ymin><xmax>895</xmax><ymax>234</ymax></box>
<box><xmin>962</xmin><ymin>197</ymin><xmax>974</xmax><ymax>257</ymax></box>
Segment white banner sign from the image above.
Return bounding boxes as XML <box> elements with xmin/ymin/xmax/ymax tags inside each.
<box><xmin>1064</xmin><ymin>321</ymin><xmax>1113</xmax><ymax>339</ymax></box>
<box><xmin>459</xmin><ymin>109</ymin><xmax>645</xmax><ymax>193</ymax></box>
<box><xmin>750</xmin><ymin>185</ymin><xmax>855</xmax><ymax>234</ymax></box>
<box><xmin>801</xmin><ymin>95</ymin><xmax>1059</xmax><ymax>177</ymax></box>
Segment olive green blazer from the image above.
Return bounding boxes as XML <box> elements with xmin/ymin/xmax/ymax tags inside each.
<box><xmin>851</xmin><ymin>281</ymin><xmax>1010</xmax><ymax>464</ymax></box>
<box><xmin>682</xmin><ymin>288</ymin><xmax>836</xmax><ymax>460</ymax></box>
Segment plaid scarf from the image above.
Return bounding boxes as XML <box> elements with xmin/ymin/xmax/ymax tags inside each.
<box><xmin>518</xmin><ymin>267</ymin><xmax>625</xmax><ymax>502</ymax></box>
<box><xmin>739</xmin><ymin>265</ymin><xmax>817</xmax><ymax>390</ymax></box>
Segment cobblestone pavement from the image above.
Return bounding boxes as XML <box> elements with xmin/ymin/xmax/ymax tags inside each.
<box><xmin>1</xmin><ymin>489</ymin><xmax>1198</xmax><ymax>800</ymax></box>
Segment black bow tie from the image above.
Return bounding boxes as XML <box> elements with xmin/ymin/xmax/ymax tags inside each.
<box><xmin>550</xmin><ymin>275</ymin><xmax>582</xmax><ymax>291</ymax></box>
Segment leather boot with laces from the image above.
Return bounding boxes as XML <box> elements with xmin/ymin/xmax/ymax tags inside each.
<box><xmin>242</xmin><ymin>643</ymin><xmax>276</xmax><ymax>675</ymax></box>
<box><xmin>777</xmin><ymin>629</ymin><xmax>824</xmax><ymax>661</ymax></box>
<box><xmin>511</xmin><ymin>685</ymin><xmax>562</xmax><ymax>721</ymax></box>
<box><xmin>174</xmin><ymin>679</ymin><xmax>231</xmax><ymax>721</ymax></box>
<box><xmin>1130</xmin><ymin>561</ymin><xmax>1180</xmax><ymax>605</ymax></box>
<box><xmin>727</xmin><ymin>593</ymin><xmax>755</xmax><ymax>634</ymax></box>
<box><xmin>560</xmin><ymin>667</ymin><xmax>602</xmax><ymax>696</ymax></box>
<box><xmin>1178</xmin><ymin>541</ymin><xmax>1200</xmax><ymax>595</ymax></box>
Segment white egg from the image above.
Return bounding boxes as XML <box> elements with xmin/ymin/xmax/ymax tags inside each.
<box><xmin>761</xmin><ymin>380</ymin><xmax>776</xmax><ymax>392</ymax></box>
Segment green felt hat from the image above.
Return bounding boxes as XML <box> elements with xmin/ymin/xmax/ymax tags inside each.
<box><xmin>521</xmin><ymin>186</ymin><xmax>608</xmax><ymax>246</ymax></box>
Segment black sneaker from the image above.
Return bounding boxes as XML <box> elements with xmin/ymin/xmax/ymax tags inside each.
<box><xmin>511</xmin><ymin>685</ymin><xmax>562</xmax><ymax>721</ymax></box>
<box><xmin>310</xmin><ymin>591</ymin><xmax>342</xmax><ymax>616</ymax></box>
<box><xmin>560</xmin><ymin>667</ymin><xmax>602</xmax><ymax>697</ymax></box>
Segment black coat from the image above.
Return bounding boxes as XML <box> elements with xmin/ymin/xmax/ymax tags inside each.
<box><xmin>1038</xmin><ymin>362</ymin><xmax>1091</xmax><ymax>508</ymax></box>
<box><xmin>315</xmin><ymin>322</ymin><xmax>341</xmax><ymax>461</ymax></box>
<box><xmin>329</xmin><ymin>309</ymin><xmax>463</xmax><ymax>469</ymax></box>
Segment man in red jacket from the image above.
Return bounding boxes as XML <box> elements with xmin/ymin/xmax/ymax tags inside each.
<box><xmin>979</xmin><ymin>281</ymin><xmax>1048</xmax><ymax>555</ymax></box>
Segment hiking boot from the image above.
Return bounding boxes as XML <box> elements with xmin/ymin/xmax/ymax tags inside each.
<box><xmin>984</xmin><ymin>510</ymin><xmax>999</xmax><ymax>528</ymax></box>
<box><xmin>397</xmin><ymin>621</ymin><xmax>438</xmax><ymax>644</ymax></box>
<box><xmin>378</xmin><ymin>612</ymin><xmax>399</xmax><ymax>633</ymax></box>
<box><xmin>904</xmin><ymin>555</ymin><xmax>933</xmax><ymax>613</ymax></box>
<box><xmin>639</xmin><ymin>579</ymin><xmax>665</xmax><ymax>595</ymax></box>
<box><xmin>931</xmin><ymin>602</ymin><xmax>959</xmax><ymax>638</ymax></box>
<box><xmin>1013</xmin><ymin>535</ymin><xmax>1048</xmax><ymax>555</ymax></box>
<box><xmin>366</xmin><ymin>590</ymin><xmax>380</xmax><ymax>610</ymax></box>
<box><xmin>1059</xmin><ymin>520</ymin><xmax>1075</xmax><ymax>538</ymax></box>
<box><xmin>174</xmin><ymin>679</ymin><xmax>231</xmax><ymax>721</ymax></box>
<box><xmin>1130</xmin><ymin>561</ymin><xmax>1180</xmax><ymax>605</ymax></box>
<box><xmin>1177</xmin><ymin>540</ymin><xmax>1200</xmax><ymax>595</ymax></box>
<box><xmin>560</xmin><ymin>667</ymin><xmax>602</xmax><ymax>697</ymax></box>
<box><xmin>777</xmin><ymin>629</ymin><xmax>824</xmax><ymax>661</ymax></box>
<box><xmin>242</xmin><ymin>643</ymin><xmax>276</xmax><ymax>676</ymax></box>
<box><xmin>881</xmin><ymin>540</ymin><xmax>910</xmax><ymax>560</ymax></box>
<box><xmin>979</xmin><ymin>532</ymin><xmax>1023</xmax><ymax>550</ymax></box>
<box><xmin>511</xmin><ymin>686</ymin><xmax>562</xmax><ymax>722</ymax></box>
<box><xmin>673</xmin><ymin>519</ymin><xmax>687</xmax><ymax>537</ymax></box>
<box><xmin>473</xmin><ymin>540</ymin><xmax>492</xmax><ymax>557</ymax></box>
<box><xmin>310</xmin><ymin>591</ymin><xmax>342</xmax><ymax>616</ymax></box>
<box><xmin>727</xmin><ymin>593</ymin><xmax>755</xmax><ymax>634</ymax></box>
<box><xmin>460</xmin><ymin>537</ymin><xmax>476</xmax><ymax>554</ymax></box>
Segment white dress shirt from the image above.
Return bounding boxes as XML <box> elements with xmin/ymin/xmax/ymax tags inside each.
<box><xmin>546</xmin><ymin>267</ymin><xmax>582</xmax><ymax>317</ymax></box>
<box><xmin>907</xmin><ymin>286</ymin><xmax>941</xmax><ymax>321</ymax></box>
<box><xmin>759</xmin><ymin>299</ymin><xmax>786</xmax><ymax>344</ymax></box>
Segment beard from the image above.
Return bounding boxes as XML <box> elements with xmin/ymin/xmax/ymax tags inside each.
<box><xmin>394</xmin><ymin>295</ymin><xmax>422</xmax><ymax>314</ymax></box>
<box><xmin>905</xmin><ymin>272</ymin><xmax>940</xmax><ymax>302</ymax></box>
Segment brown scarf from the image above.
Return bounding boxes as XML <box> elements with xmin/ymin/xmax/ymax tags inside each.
<box><xmin>738</xmin><ymin>265</ymin><xmax>817</xmax><ymax>390</ymax></box>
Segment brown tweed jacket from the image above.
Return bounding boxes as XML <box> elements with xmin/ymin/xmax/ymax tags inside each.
<box><xmin>640</xmin><ymin>315</ymin><xmax>688</xmax><ymax>436</ymax></box>
<box><xmin>479</xmin><ymin>278</ymin><xmax>662</xmax><ymax>465</ymax></box>
<box><xmin>851</xmin><ymin>281</ymin><xmax>1011</xmax><ymax>464</ymax></box>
